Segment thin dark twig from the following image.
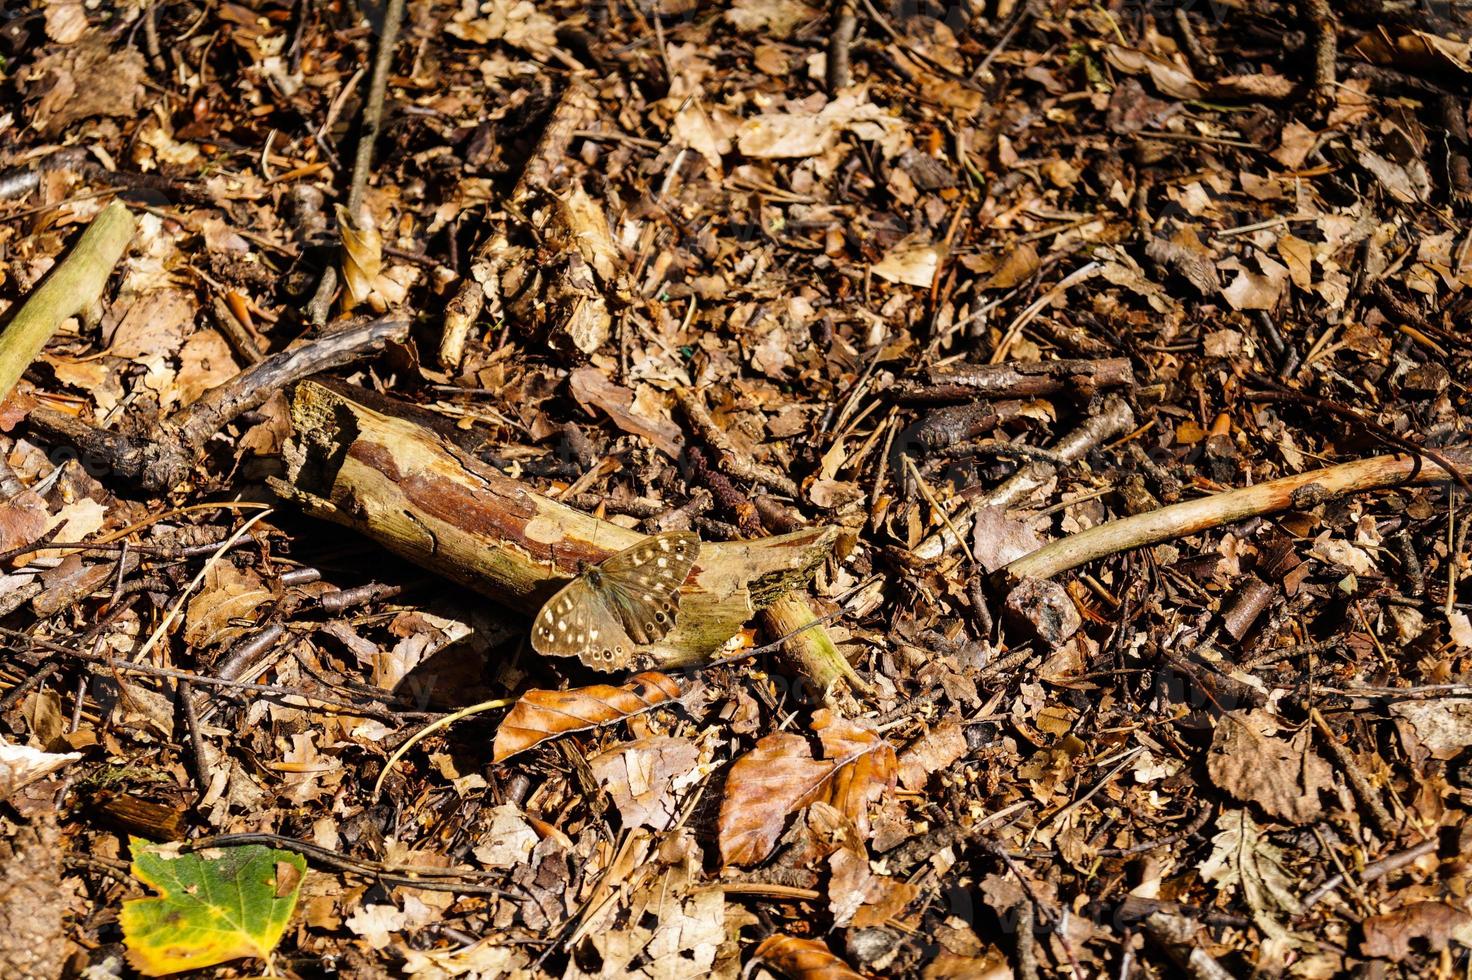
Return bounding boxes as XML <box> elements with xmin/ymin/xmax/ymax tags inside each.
<box><xmin>178</xmin><ymin>832</ymin><xmax>517</xmax><ymax>896</ymax></box>
<box><xmin>1245</xmin><ymin>380</ymin><xmax>1472</xmax><ymax>495</ymax></box>
<box><xmin>0</xmin><ymin>627</ymin><xmax>433</xmax><ymax>718</ymax></box>
<box><xmin>348</xmin><ymin>0</ymin><xmax>407</xmax><ymax>214</ymax></box>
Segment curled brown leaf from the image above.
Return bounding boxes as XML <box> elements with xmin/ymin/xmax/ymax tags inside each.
<box><xmin>718</xmin><ymin>709</ymin><xmax>897</xmax><ymax>866</ymax></box>
<box><xmin>752</xmin><ymin>935</ymin><xmax>865</xmax><ymax>980</ymax></box>
<box><xmin>492</xmin><ymin>671</ymin><xmax>682</xmax><ymax>763</ymax></box>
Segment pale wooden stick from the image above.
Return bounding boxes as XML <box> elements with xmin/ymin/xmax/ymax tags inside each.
<box><xmin>1006</xmin><ymin>449</ymin><xmax>1472</xmax><ymax>582</ymax></box>
<box><xmin>0</xmin><ymin>200</ymin><xmax>135</xmax><ymax>402</ymax></box>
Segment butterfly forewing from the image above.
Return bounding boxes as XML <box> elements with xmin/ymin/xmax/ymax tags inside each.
<box><xmin>597</xmin><ymin>531</ymin><xmax>700</xmax><ymax>645</ymax></box>
<box><xmin>531</xmin><ymin>577</ymin><xmax>595</xmax><ymax>657</ymax></box>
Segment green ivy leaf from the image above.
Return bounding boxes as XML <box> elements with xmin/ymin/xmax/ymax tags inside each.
<box><xmin>120</xmin><ymin>838</ymin><xmax>307</xmax><ymax>977</ymax></box>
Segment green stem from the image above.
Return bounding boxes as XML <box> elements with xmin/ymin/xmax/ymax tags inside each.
<box><xmin>0</xmin><ymin>200</ymin><xmax>136</xmax><ymax>403</ymax></box>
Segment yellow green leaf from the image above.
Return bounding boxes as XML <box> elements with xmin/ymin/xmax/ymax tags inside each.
<box><xmin>120</xmin><ymin>838</ymin><xmax>307</xmax><ymax>977</ymax></box>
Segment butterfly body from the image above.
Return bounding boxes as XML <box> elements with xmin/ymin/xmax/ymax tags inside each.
<box><xmin>531</xmin><ymin>531</ymin><xmax>700</xmax><ymax>669</ymax></box>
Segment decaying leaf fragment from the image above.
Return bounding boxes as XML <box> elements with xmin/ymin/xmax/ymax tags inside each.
<box><xmin>1361</xmin><ymin>902</ymin><xmax>1472</xmax><ymax>962</ymax></box>
<box><xmin>335</xmin><ymin>204</ymin><xmax>384</xmax><ymax>313</ymax></box>
<box><xmin>492</xmin><ymin>672</ymin><xmax>683</xmax><ymax>763</ymax></box>
<box><xmin>1206</xmin><ymin>709</ymin><xmax>1332</xmax><ymax>824</ymax></box>
<box><xmin>1198</xmin><ymin>810</ymin><xmax>1302</xmax><ymax>948</ymax></box>
<box><xmin>718</xmin><ymin>709</ymin><xmax>896</xmax><ymax>866</ymax></box>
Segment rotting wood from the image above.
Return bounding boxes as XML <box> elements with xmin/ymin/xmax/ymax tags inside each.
<box><xmin>270</xmin><ymin>380</ymin><xmax>838</xmax><ymax>668</ymax></box>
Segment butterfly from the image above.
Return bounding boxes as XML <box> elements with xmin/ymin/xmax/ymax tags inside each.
<box><xmin>531</xmin><ymin>531</ymin><xmax>701</xmax><ymax>670</ymax></box>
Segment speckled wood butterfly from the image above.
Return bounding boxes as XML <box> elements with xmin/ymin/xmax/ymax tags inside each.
<box><xmin>531</xmin><ymin>531</ymin><xmax>700</xmax><ymax>670</ymax></box>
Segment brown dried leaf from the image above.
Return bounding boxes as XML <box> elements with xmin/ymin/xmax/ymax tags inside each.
<box><xmin>568</xmin><ymin>368</ymin><xmax>685</xmax><ymax>458</ymax></box>
<box><xmin>1145</xmin><ymin>225</ymin><xmax>1218</xmax><ymax>296</ymax></box>
<box><xmin>718</xmin><ymin>709</ymin><xmax>897</xmax><ymax>866</ymax></box>
<box><xmin>336</xmin><ymin>205</ymin><xmax>383</xmax><ymax>313</ymax></box>
<box><xmin>981</xmin><ymin>242</ymin><xmax>1039</xmax><ymax>291</ymax></box>
<box><xmin>1390</xmin><ymin>698</ymin><xmax>1472</xmax><ymax>761</ymax></box>
<box><xmin>1361</xmin><ymin>902</ymin><xmax>1472</xmax><ymax>962</ymax></box>
<box><xmin>558</xmin><ymin>186</ymin><xmax>621</xmax><ymax>284</ymax></box>
<box><xmin>828</xmin><ymin>846</ymin><xmax>920</xmax><ymax>928</ymax></box>
<box><xmin>22</xmin><ymin>37</ymin><xmax>145</xmax><ymax>134</ymax></box>
<box><xmin>971</xmin><ymin>505</ymin><xmax>1044</xmax><ymax>575</ymax></box>
<box><xmin>183</xmin><ymin>563</ymin><xmax>273</xmax><ymax>650</ymax></box>
<box><xmin>753</xmin><ymin>934</ymin><xmax>865</xmax><ymax>980</ymax></box>
<box><xmin>1206</xmin><ymin>710</ymin><xmax>1331</xmax><ymax>825</ymax></box>
<box><xmin>1210</xmin><ymin>73</ymin><xmax>1296</xmax><ymax>99</ymax></box>
<box><xmin>492</xmin><ymin>672</ymin><xmax>682</xmax><ymax>763</ymax></box>
<box><xmin>175</xmin><ymin>329</ymin><xmax>240</xmax><ymax>409</ymax></box>
<box><xmin>0</xmin><ymin>491</ymin><xmax>49</xmax><ymax>554</ymax></box>
<box><xmin>897</xmin><ymin>719</ymin><xmax>968</xmax><ymax>791</ymax></box>
<box><xmin>1103</xmin><ymin>44</ymin><xmax>1206</xmax><ymax>100</ymax></box>
<box><xmin>588</xmin><ymin>735</ymin><xmax>700</xmax><ymax>830</ymax></box>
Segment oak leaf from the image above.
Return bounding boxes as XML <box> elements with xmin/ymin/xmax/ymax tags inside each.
<box><xmin>718</xmin><ymin>709</ymin><xmax>896</xmax><ymax>866</ymax></box>
<box><xmin>492</xmin><ymin>672</ymin><xmax>682</xmax><ymax>763</ymax></box>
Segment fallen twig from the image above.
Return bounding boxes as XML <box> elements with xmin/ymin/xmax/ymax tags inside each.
<box><xmin>25</xmin><ymin>315</ymin><xmax>409</xmax><ymax>492</ymax></box>
<box><xmin>1303</xmin><ymin>0</ymin><xmax>1336</xmax><ymax>99</ymax></box>
<box><xmin>438</xmin><ymin>80</ymin><xmax>593</xmax><ymax>369</ymax></box>
<box><xmin>1005</xmin><ymin>448</ymin><xmax>1472</xmax><ymax>583</ymax></box>
<box><xmin>826</xmin><ymin>0</ymin><xmax>857</xmax><ymax>92</ymax></box>
<box><xmin>347</xmin><ymin>0</ymin><xmax>406</xmax><ymax>215</ymax></box>
<box><xmin>0</xmin><ymin>200</ymin><xmax>135</xmax><ymax>403</ymax></box>
<box><xmin>1309</xmin><ymin>707</ymin><xmax>1398</xmax><ymax>839</ymax></box>
<box><xmin>911</xmin><ymin>395</ymin><xmax>1135</xmax><ymax>562</ymax></box>
<box><xmin>679</xmin><ymin>387</ymin><xmax>801</xmax><ymax>497</ymax></box>
<box><xmin>889</xmin><ymin>356</ymin><xmax>1133</xmax><ymax>405</ymax></box>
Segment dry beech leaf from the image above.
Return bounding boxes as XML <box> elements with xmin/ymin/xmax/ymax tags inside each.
<box><xmin>718</xmin><ymin>708</ymin><xmax>896</xmax><ymax>866</ymax></box>
<box><xmin>1103</xmin><ymin>44</ymin><xmax>1206</xmax><ymax>100</ymax></box>
<box><xmin>1361</xmin><ymin>902</ymin><xmax>1472</xmax><ymax>961</ymax></box>
<box><xmin>872</xmin><ymin>239</ymin><xmax>942</xmax><ymax>288</ymax></box>
<box><xmin>981</xmin><ymin>242</ymin><xmax>1039</xmax><ymax>291</ymax></box>
<box><xmin>0</xmin><ymin>490</ymin><xmax>49</xmax><ymax>553</ymax></box>
<box><xmin>754</xmin><ymin>935</ymin><xmax>865</xmax><ymax>979</ymax></box>
<box><xmin>492</xmin><ymin>672</ymin><xmax>682</xmax><ymax>763</ymax></box>
<box><xmin>1206</xmin><ymin>710</ymin><xmax>1331</xmax><ymax>825</ymax></box>
<box><xmin>336</xmin><ymin>204</ymin><xmax>383</xmax><ymax>313</ymax></box>
<box><xmin>183</xmin><ymin>563</ymin><xmax>273</xmax><ymax>650</ymax></box>
<box><xmin>896</xmin><ymin>718</ymin><xmax>968</xmax><ymax>791</ymax></box>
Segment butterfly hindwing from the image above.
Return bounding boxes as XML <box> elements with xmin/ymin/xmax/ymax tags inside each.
<box><xmin>577</xmin><ymin>588</ymin><xmax>637</xmax><ymax>669</ymax></box>
<box><xmin>598</xmin><ymin>531</ymin><xmax>700</xmax><ymax>645</ymax></box>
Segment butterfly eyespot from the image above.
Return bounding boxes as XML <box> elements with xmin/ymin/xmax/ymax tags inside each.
<box><xmin>655</xmin><ymin>611</ymin><xmax>667</xmax><ymax>622</ymax></box>
<box><xmin>644</xmin><ymin>622</ymin><xmax>656</xmax><ymax>633</ymax></box>
<box><xmin>602</xmin><ymin>648</ymin><xmax>613</xmax><ymax>660</ymax></box>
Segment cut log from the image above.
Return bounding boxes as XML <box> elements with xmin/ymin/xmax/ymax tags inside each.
<box><xmin>271</xmin><ymin>380</ymin><xmax>838</xmax><ymax>668</ymax></box>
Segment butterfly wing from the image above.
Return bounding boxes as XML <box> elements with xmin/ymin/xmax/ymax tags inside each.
<box><xmin>596</xmin><ymin>531</ymin><xmax>701</xmax><ymax>645</ymax></box>
<box><xmin>531</xmin><ymin>574</ymin><xmax>638</xmax><ymax>670</ymax></box>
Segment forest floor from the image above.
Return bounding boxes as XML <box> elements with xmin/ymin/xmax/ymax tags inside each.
<box><xmin>2</xmin><ymin>0</ymin><xmax>1472</xmax><ymax>977</ymax></box>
